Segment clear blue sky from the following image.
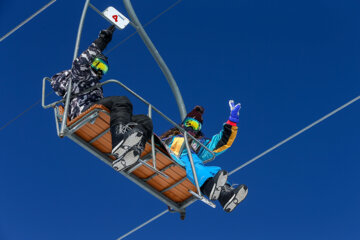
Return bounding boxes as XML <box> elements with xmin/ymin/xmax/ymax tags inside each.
<box><xmin>1</xmin><ymin>0</ymin><xmax>360</xmax><ymax>239</ymax></box>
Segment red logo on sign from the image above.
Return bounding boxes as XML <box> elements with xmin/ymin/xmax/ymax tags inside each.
<box><xmin>112</xmin><ymin>15</ymin><xmax>118</xmax><ymax>22</ymax></box>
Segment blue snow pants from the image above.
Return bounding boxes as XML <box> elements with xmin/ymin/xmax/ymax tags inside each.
<box><xmin>180</xmin><ymin>153</ymin><xmax>222</xmax><ymax>187</ymax></box>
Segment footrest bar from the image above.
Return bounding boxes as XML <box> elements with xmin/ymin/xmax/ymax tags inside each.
<box><xmin>144</xmin><ymin>163</ymin><xmax>175</xmax><ymax>182</ymax></box>
<box><xmin>138</xmin><ymin>159</ymin><xmax>169</xmax><ymax>179</ymax></box>
<box><xmin>126</xmin><ymin>153</ymin><xmax>153</xmax><ymax>173</ymax></box>
<box><xmin>189</xmin><ymin>190</ymin><xmax>216</xmax><ymax>208</ymax></box>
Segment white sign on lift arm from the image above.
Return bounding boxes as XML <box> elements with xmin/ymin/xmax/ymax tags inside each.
<box><xmin>103</xmin><ymin>6</ymin><xmax>130</xmax><ymax>29</ymax></box>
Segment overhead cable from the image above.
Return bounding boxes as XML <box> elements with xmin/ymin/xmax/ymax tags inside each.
<box><xmin>105</xmin><ymin>0</ymin><xmax>183</xmax><ymax>55</ymax></box>
<box><xmin>0</xmin><ymin>92</ymin><xmax>53</xmax><ymax>132</ymax></box>
<box><xmin>117</xmin><ymin>95</ymin><xmax>360</xmax><ymax>240</ymax></box>
<box><xmin>229</xmin><ymin>95</ymin><xmax>360</xmax><ymax>175</ymax></box>
<box><xmin>0</xmin><ymin>0</ymin><xmax>56</xmax><ymax>42</ymax></box>
<box><xmin>116</xmin><ymin>209</ymin><xmax>169</xmax><ymax>240</ymax></box>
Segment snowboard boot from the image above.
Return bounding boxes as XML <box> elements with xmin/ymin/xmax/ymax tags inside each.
<box><xmin>111</xmin><ymin>122</ymin><xmax>144</xmax><ymax>159</ymax></box>
<box><xmin>112</xmin><ymin>134</ymin><xmax>147</xmax><ymax>171</ymax></box>
<box><xmin>200</xmin><ymin>170</ymin><xmax>228</xmax><ymax>200</ymax></box>
<box><xmin>218</xmin><ymin>184</ymin><xmax>248</xmax><ymax>213</ymax></box>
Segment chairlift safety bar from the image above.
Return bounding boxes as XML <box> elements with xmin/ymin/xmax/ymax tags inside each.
<box><xmin>43</xmin><ymin>76</ymin><xmax>216</xmax><ymax>211</ymax></box>
<box><xmin>43</xmin><ymin>77</ymin><xmax>216</xmax><ymax>164</ymax></box>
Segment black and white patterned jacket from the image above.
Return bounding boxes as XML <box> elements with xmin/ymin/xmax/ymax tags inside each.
<box><xmin>51</xmin><ymin>35</ymin><xmax>110</xmax><ymax>120</ymax></box>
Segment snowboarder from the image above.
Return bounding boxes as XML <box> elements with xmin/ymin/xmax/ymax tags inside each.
<box><xmin>50</xmin><ymin>26</ymin><xmax>153</xmax><ymax>171</ymax></box>
<box><xmin>161</xmin><ymin>101</ymin><xmax>248</xmax><ymax>212</ymax></box>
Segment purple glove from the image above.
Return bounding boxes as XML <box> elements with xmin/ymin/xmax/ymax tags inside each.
<box><xmin>229</xmin><ymin>100</ymin><xmax>241</xmax><ymax>123</ymax></box>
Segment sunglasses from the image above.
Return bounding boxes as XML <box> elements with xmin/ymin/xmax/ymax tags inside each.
<box><xmin>184</xmin><ymin>118</ymin><xmax>202</xmax><ymax>131</ymax></box>
<box><xmin>91</xmin><ymin>58</ymin><xmax>109</xmax><ymax>75</ymax></box>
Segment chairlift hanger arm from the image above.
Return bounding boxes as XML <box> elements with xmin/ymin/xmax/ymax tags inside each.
<box><xmin>123</xmin><ymin>0</ymin><xmax>187</xmax><ymax>121</ymax></box>
<box><xmin>88</xmin><ymin>0</ymin><xmax>187</xmax><ymax>120</ymax></box>
<box><xmin>58</xmin><ymin>0</ymin><xmax>91</xmax><ymax>137</ymax></box>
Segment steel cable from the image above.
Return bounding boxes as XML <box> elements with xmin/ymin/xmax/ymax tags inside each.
<box><xmin>229</xmin><ymin>95</ymin><xmax>360</xmax><ymax>175</ymax></box>
<box><xmin>116</xmin><ymin>209</ymin><xmax>169</xmax><ymax>240</ymax></box>
<box><xmin>116</xmin><ymin>95</ymin><xmax>360</xmax><ymax>240</ymax></box>
<box><xmin>105</xmin><ymin>0</ymin><xmax>183</xmax><ymax>55</ymax></box>
<box><xmin>0</xmin><ymin>0</ymin><xmax>56</xmax><ymax>42</ymax></box>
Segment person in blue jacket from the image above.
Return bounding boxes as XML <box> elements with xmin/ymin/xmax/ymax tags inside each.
<box><xmin>161</xmin><ymin>101</ymin><xmax>248</xmax><ymax>212</ymax></box>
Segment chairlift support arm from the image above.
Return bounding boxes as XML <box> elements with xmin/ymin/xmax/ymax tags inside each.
<box><xmin>123</xmin><ymin>0</ymin><xmax>187</xmax><ymax>121</ymax></box>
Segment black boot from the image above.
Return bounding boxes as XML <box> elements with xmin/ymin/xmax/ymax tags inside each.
<box><xmin>111</xmin><ymin>123</ymin><xmax>129</xmax><ymax>152</ymax></box>
<box><xmin>111</xmin><ymin>122</ymin><xmax>143</xmax><ymax>157</ymax></box>
<box><xmin>218</xmin><ymin>184</ymin><xmax>248</xmax><ymax>213</ymax></box>
<box><xmin>200</xmin><ymin>170</ymin><xmax>228</xmax><ymax>200</ymax></box>
<box><xmin>113</xmin><ymin>134</ymin><xmax>147</xmax><ymax>171</ymax></box>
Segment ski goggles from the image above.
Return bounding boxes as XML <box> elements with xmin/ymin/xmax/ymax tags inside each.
<box><xmin>91</xmin><ymin>58</ymin><xmax>109</xmax><ymax>75</ymax></box>
<box><xmin>184</xmin><ymin>118</ymin><xmax>202</xmax><ymax>131</ymax></box>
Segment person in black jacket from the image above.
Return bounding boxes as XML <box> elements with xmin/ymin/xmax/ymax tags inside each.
<box><xmin>51</xmin><ymin>26</ymin><xmax>153</xmax><ymax>171</ymax></box>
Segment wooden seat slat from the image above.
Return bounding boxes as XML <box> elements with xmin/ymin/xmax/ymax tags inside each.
<box><xmin>75</xmin><ymin>126</ymin><xmax>111</xmax><ymax>153</ymax></box>
<box><xmin>165</xmin><ymin>189</ymin><xmax>190</xmax><ymax>202</ymax></box>
<box><xmin>58</xmin><ymin>104</ymin><xmax>197</xmax><ymax>204</ymax></box>
<box><xmin>133</xmin><ymin>156</ymin><xmax>170</xmax><ymax>178</ymax></box>
<box><xmin>149</xmin><ymin>176</ymin><xmax>190</xmax><ymax>197</ymax></box>
<box><xmin>132</xmin><ymin>147</ymin><xmax>195</xmax><ymax>201</ymax></box>
<box><xmin>144</xmin><ymin>164</ymin><xmax>194</xmax><ymax>197</ymax></box>
<box><xmin>166</xmin><ymin>182</ymin><xmax>196</xmax><ymax>202</ymax></box>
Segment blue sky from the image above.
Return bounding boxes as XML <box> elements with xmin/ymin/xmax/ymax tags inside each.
<box><xmin>1</xmin><ymin>0</ymin><xmax>359</xmax><ymax>239</ymax></box>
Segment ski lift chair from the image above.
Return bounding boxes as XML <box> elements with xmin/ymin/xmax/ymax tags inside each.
<box><xmin>43</xmin><ymin>78</ymin><xmax>217</xmax><ymax>219</ymax></box>
<box><xmin>56</xmin><ymin>102</ymin><xmax>198</xmax><ymax>204</ymax></box>
<box><xmin>42</xmin><ymin>0</ymin><xmax>217</xmax><ymax>219</ymax></box>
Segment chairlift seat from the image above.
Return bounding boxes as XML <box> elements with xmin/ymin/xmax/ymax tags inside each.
<box><xmin>57</xmin><ymin>104</ymin><xmax>197</xmax><ymax>204</ymax></box>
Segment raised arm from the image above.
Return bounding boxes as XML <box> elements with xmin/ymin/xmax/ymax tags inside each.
<box><xmin>197</xmin><ymin>100</ymin><xmax>241</xmax><ymax>160</ymax></box>
<box><xmin>72</xmin><ymin>25</ymin><xmax>115</xmax><ymax>71</ymax></box>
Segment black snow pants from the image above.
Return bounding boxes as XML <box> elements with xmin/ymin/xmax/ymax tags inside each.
<box><xmin>96</xmin><ymin>96</ymin><xmax>153</xmax><ymax>140</ymax></box>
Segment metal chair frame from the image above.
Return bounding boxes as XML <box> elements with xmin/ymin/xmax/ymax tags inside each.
<box><xmin>42</xmin><ymin>0</ymin><xmax>218</xmax><ymax>214</ymax></box>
